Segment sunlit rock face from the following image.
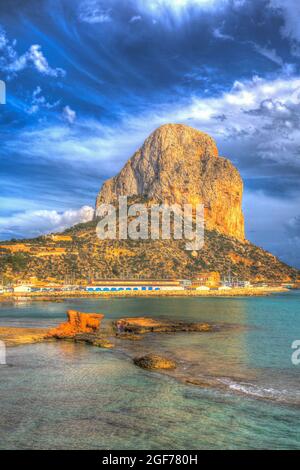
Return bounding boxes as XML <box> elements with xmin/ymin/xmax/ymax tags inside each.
<box><xmin>48</xmin><ymin>310</ymin><xmax>104</xmax><ymax>339</ymax></box>
<box><xmin>96</xmin><ymin>123</ymin><xmax>245</xmax><ymax>241</ymax></box>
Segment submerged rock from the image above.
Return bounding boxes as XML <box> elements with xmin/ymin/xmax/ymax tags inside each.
<box><xmin>133</xmin><ymin>354</ymin><xmax>177</xmax><ymax>370</ymax></box>
<box><xmin>92</xmin><ymin>338</ymin><xmax>114</xmax><ymax>349</ymax></box>
<box><xmin>73</xmin><ymin>333</ymin><xmax>114</xmax><ymax>348</ymax></box>
<box><xmin>116</xmin><ymin>332</ymin><xmax>142</xmax><ymax>341</ymax></box>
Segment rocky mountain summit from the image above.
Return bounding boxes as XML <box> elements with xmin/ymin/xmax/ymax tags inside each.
<box><xmin>96</xmin><ymin>124</ymin><xmax>245</xmax><ymax>241</ymax></box>
<box><xmin>0</xmin><ymin>124</ymin><xmax>299</xmax><ymax>283</ymax></box>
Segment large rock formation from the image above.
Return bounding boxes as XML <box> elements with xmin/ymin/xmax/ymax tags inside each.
<box><xmin>1</xmin><ymin>125</ymin><xmax>299</xmax><ymax>283</ymax></box>
<box><xmin>96</xmin><ymin>124</ymin><xmax>245</xmax><ymax>241</ymax></box>
<box><xmin>48</xmin><ymin>310</ymin><xmax>104</xmax><ymax>339</ymax></box>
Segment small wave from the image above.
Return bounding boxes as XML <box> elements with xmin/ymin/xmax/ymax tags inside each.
<box><xmin>217</xmin><ymin>377</ymin><xmax>297</xmax><ymax>403</ymax></box>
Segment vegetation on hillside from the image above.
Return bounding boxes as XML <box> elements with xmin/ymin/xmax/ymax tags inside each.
<box><xmin>0</xmin><ymin>220</ymin><xmax>298</xmax><ymax>283</ymax></box>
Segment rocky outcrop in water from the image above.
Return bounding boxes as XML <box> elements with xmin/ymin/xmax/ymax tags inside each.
<box><xmin>48</xmin><ymin>310</ymin><xmax>104</xmax><ymax>339</ymax></box>
<box><xmin>114</xmin><ymin>317</ymin><xmax>213</xmax><ymax>335</ymax></box>
<box><xmin>133</xmin><ymin>354</ymin><xmax>177</xmax><ymax>370</ymax></box>
<box><xmin>48</xmin><ymin>312</ymin><xmax>215</xmax><ymax>344</ymax></box>
<box><xmin>96</xmin><ymin>123</ymin><xmax>245</xmax><ymax>241</ymax></box>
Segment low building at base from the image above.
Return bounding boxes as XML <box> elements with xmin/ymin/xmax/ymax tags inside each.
<box><xmin>13</xmin><ymin>285</ymin><xmax>32</xmax><ymax>293</ymax></box>
<box><xmin>86</xmin><ymin>279</ymin><xmax>185</xmax><ymax>292</ymax></box>
<box><xmin>192</xmin><ymin>272</ymin><xmax>221</xmax><ymax>289</ymax></box>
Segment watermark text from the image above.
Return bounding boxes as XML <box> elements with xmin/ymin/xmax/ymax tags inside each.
<box><xmin>96</xmin><ymin>196</ymin><xmax>204</xmax><ymax>251</ymax></box>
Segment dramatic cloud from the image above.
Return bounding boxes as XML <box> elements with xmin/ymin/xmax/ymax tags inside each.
<box><xmin>0</xmin><ymin>27</ymin><xmax>65</xmax><ymax>78</ymax></box>
<box><xmin>269</xmin><ymin>0</ymin><xmax>300</xmax><ymax>54</ymax></box>
<box><xmin>0</xmin><ymin>206</ymin><xmax>94</xmax><ymax>239</ymax></box>
<box><xmin>4</xmin><ymin>74</ymin><xmax>300</xmax><ymax>174</ymax></box>
<box><xmin>178</xmin><ymin>75</ymin><xmax>300</xmax><ymax>170</ymax></box>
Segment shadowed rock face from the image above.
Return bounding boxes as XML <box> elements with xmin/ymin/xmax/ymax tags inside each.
<box><xmin>96</xmin><ymin>123</ymin><xmax>245</xmax><ymax>241</ymax></box>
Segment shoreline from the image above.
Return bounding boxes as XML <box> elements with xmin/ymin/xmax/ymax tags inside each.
<box><xmin>0</xmin><ymin>319</ymin><xmax>292</xmax><ymax>405</ymax></box>
<box><xmin>1</xmin><ymin>301</ymin><xmax>299</xmax><ymax>405</ymax></box>
<box><xmin>0</xmin><ymin>326</ymin><xmax>49</xmax><ymax>347</ymax></box>
<box><xmin>0</xmin><ymin>286</ymin><xmax>289</xmax><ymax>303</ymax></box>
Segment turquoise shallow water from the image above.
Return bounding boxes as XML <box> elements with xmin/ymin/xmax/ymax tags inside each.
<box><xmin>0</xmin><ymin>292</ymin><xmax>300</xmax><ymax>449</ymax></box>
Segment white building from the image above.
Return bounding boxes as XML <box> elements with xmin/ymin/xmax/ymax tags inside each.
<box><xmin>86</xmin><ymin>284</ymin><xmax>184</xmax><ymax>293</ymax></box>
<box><xmin>13</xmin><ymin>285</ymin><xmax>32</xmax><ymax>293</ymax></box>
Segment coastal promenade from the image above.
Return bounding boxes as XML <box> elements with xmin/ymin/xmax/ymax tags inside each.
<box><xmin>0</xmin><ymin>286</ymin><xmax>288</xmax><ymax>302</ymax></box>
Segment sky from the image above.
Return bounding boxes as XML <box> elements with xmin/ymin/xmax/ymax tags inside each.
<box><xmin>0</xmin><ymin>0</ymin><xmax>300</xmax><ymax>267</ymax></box>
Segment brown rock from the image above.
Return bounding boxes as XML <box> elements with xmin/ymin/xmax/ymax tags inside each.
<box><xmin>96</xmin><ymin>123</ymin><xmax>245</xmax><ymax>241</ymax></box>
<box><xmin>91</xmin><ymin>338</ymin><xmax>114</xmax><ymax>349</ymax></box>
<box><xmin>48</xmin><ymin>310</ymin><xmax>104</xmax><ymax>339</ymax></box>
<box><xmin>0</xmin><ymin>327</ymin><xmax>48</xmax><ymax>347</ymax></box>
<box><xmin>114</xmin><ymin>317</ymin><xmax>213</xmax><ymax>335</ymax></box>
<box><xmin>73</xmin><ymin>333</ymin><xmax>114</xmax><ymax>348</ymax></box>
<box><xmin>133</xmin><ymin>354</ymin><xmax>177</xmax><ymax>370</ymax></box>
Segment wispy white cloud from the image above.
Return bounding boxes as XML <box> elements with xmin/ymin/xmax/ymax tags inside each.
<box><xmin>129</xmin><ymin>15</ymin><xmax>142</xmax><ymax>23</ymax></box>
<box><xmin>26</xmin><ymin>45</ymin><xmax>65</xmax><ymax>77</ymax></box>
<box><xmin>0</xmin><ymin>206</ymin><xmax>94</xmax><ymax>239</ymax></box>
<box><xmin>78</xmin><ymin>1</ymin><xmax>112</xmax><ymax>24</ymax></box>
<box><xmin>253</xmin><ymin>44</ymin><xmax>284</xmax><ymax>66</ymax></box>
<box><xmin>27</xmin><ymin>86</ymin><xmax>60</xmax><ymax>115</ymax></box>
<box><xmin>212</xmin><ymin>27</ymin><xmax>233</xmax><ymax>41</ymax></box>
<box><xmin>62</xmin><ymin>105</ymin><xmax>76</xmax><ymax>124</ymax></box>
<box><xmin>0</xmin><ymin>27</ymin><xmax>65</xmax><ymax>78</ymax></box>
<box><xmin>76</xmin><ymin>0</ymin><xmax>242</xmax><ymax>28</ymax></box>
<box><xmin>137</xmin><ymin>0</ymin><xmax>226</xmax><ymax>13</ymax></box>
<box><xmin>135</xmin><ymin>0</ymin><xmax>244</xmax><ymax>18</ymax></box>
<box><xmin>249</xmin><ymin>41</ymin><xmax>296</xmax><ymax>75</ymax></box>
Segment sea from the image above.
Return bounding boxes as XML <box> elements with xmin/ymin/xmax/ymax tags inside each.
<box><xmin>0</xmin><ymin>291</ymin><xmax>299</xmax><ymax>449</ymax></box>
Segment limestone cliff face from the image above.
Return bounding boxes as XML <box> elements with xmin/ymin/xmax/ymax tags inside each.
<box><xmin>96</xmin><ymin>124</ymin><xmax>245</xmax><ymax>241</ymax></box>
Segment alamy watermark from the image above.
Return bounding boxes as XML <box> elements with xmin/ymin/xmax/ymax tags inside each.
<box><xmin>0</xmin><ymin>340</ymin><xmax>6</xmax><ymax>365</ymax></box>
<box><xmin>291</xmin><ymin>340</ymin><xmax>300</xmax><ymax>365</ymax></box>
<box><xmin>95</xmin><ymin>196</ymin><xmax>204</xmax><ymax>251</ymax></box>
<box><xmin>0</xmin><ymin>80</ymin><xmax>6</xmax><ymax>104</ymax></box>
